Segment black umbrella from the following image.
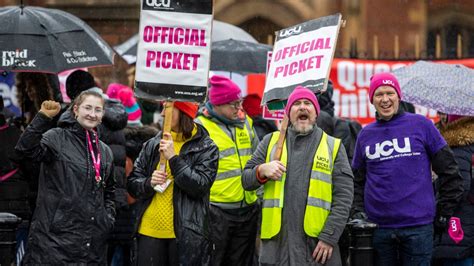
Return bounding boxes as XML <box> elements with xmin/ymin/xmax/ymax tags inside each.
<box><xmin>210</xmin><ymin>39</ymin><xmax>272</xmax><ymax>73</ymax></box>
<box><xmin>0</xmin><ymin>5</ymin><xmax>114</xmax><ymax>74</ymax></box>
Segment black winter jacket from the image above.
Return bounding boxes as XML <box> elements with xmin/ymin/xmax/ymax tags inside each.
<box><xmin>60</xmin><ymin>99</ymin><xmax>128</xmax><ymax>208</ymax></box>
<box><xmin>60</xmin><ymin>99</ymin><xmax>129</xmax><ymax>247</ymax></box>
<box><xmin>97</xmin><ymin>99</ymin><xmax>128</xmax><ymax>211</ymax></box>
<box><xmin>15</xmin><ymin>112</ymin><xmax>116</xmax><ymax>265</ymax></box>
<box><xmin>127</xmin><ymin>124</ymin><xmax>218</xmax><ymax>265</ymax></box>
<box><xmin>434</xmin><ymin>117</ymin><xmax>474</xmax><ymax>259</ymax></box>
<box><xmin>0</xmin><ymin>123</ymin><xmax>31</xmax><ymax>220</ymax></box>
<box><xmin>250</xmin><ymin>115</ymin><xmax>278</xmax><ymax>140</ymax></box>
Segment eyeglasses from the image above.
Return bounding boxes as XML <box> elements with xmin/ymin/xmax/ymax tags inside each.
<box><xmin>226</xmin><ymin>100</ymin><xmax>243</xmax><ymax>109</ymax></box>
<box><xmin>80</xmin><ymin>105</ymin><xmax>104</xmax><ymax>115</ymax></box>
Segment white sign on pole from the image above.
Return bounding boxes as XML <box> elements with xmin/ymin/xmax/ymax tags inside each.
<box><xmin>263</xmin><ymin>14</ymin><xmax>342</xmax><ymax>106</ymax></box>
<box><xmin>135</xmin><ymin>0</ymin><xmax>213</xmax><ymax>102</ymax></box>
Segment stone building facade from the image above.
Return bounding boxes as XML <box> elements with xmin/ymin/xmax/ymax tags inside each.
<box><xmin>2</xmin><ymin>0</ymin><xmax>473</xmax><ymax>86</ymax></box>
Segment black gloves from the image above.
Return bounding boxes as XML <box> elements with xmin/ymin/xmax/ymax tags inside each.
<box><xmin>433</xmin><ymin>215</ymin><xmax>449</xmax><ymax>242</ymax></box>
<box><xmin>468</xmin><ymin>193</ymin><xmax>474</xmax><ymax>205</ymax></box>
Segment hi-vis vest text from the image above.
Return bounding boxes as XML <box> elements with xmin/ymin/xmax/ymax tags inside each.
<box><xmin>197</xmin><ymin>116</ymin><xmax>257</xmax><ymax>205</ymax></box>
<box><xmin>261</xmin><ymin>131</ymin><xmax>340</xmax><ymax>239</ymax></box>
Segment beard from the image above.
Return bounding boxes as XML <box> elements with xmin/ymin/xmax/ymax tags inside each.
<box><xmin>291</xmin><ymin>122</ymin><xmax>314</xmax><ymax>134</ymax></box>
<box><xmin>290</xmin><ymin>116</ymin><xmax>316</xmax><ymax>134</ymax></box>
<box><xmin>290</xmin><ymin>110</ymin><xmax>316</xmax><ymax>134</ymax></box>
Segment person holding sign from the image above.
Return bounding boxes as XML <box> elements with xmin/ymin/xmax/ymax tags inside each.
<box><xmin>196</xmin><ymin>75</ymin><xmax>260</xmax><ymax>265</ymax></box>
<box><xmin>242</xmin><ymin>86</ymin><xmax>354</xmax><ymax>265</ymax></box>
<box><xmin>15</xmin><ymin>91</ymin><xmax>116</xmax><ymax>264</ymax></box>
<box><xmin>127</xmin><ymin>102</ymin><xmax>218</xmax><ymax>265</ymax></box>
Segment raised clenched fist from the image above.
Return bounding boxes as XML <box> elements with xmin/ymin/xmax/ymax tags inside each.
<box><xmin>39</xmin><ymin>100</ymin><xmax>61</xmax><ymax>118</ymax></box>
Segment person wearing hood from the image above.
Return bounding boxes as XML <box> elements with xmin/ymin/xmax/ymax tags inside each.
<box><xmin>196</xmin><ymin>75</ymin><xmax>260</xmax><ymax>265</ymax></box>
<box><xmin>15</xmin><ymin>91</ymin><xmax>116</xmax><ymax>264</ymax></box>
<box><xmin>433</xmin><ymin>115</ymin><xmax>474</xmax><ymax>266</ymax></box>
<box><xmin>242</xmin><ymin>86</ymin><xmax>354</xmax><ymax>265</ymax></box>
<box><xmin>351</xmin><ymin>72</ymin><xmax>464</xmax><ymax>265</ymax></box>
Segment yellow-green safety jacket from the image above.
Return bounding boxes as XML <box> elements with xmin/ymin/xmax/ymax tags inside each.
<box><xmin>261</xmin><ymin>131</ymin><xmax>340</xmax><ymax>239</ymax></box>
<box><xmin>197</xmin><ymin>115</ymin><xmax>257</xmax><ymax>206</ymax></box>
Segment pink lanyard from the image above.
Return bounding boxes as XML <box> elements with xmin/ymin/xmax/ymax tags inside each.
<box><xmin>0</xmin><ymin>168</ymin><xmax>18</xmax><ymax>182</ymax></box>
<box><xmin>86</xmin><ymin>130</ymin><xmax>101</xmax><ymax>183</ymax></box>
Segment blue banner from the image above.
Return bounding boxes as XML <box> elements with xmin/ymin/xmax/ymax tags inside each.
<box><xmin>0</xmin><ymin>72</ymin><xmax>21</xmax><ymax>116</ymax></box>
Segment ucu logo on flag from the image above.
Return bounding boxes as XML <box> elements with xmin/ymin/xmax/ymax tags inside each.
<box><xmin>365</xmin><ymin>137</ymin><xmax>411</xmax><ymax>160</ymax></box>
<box><xmin>382</xmin><ymin>79</ymin><xmax>394</xmax><ymax>86</ymax></box>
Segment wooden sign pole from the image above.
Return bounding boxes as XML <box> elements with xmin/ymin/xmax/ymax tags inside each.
<box><xmin>272</xmin><ymin>115</ymin><xmax>289</xmax><ymax>161</ymax></box>
<box><xmin>159</xmin><ymin>101</ymin><xmax>174</xmax><ymax>171</ymax></box>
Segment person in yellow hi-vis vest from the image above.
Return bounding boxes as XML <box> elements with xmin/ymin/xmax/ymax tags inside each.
<box><xmin>195</xmin><ymin>75</ymin><xmax>260</xmax><ymax>265</ymax></box>
<box><xmin>127</xmin><ymin>102</ymin><xmax>219</xmax><ymax>265</ymax></box>
<box><xmin>242</xmin><ymin>86</ymin><xmax>354</xmax><ymax>265</ymax></box>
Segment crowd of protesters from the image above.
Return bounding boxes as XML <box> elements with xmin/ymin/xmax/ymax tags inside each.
<box><xmin>0</xmin><ymin>70</ymin><xmax>473</xmax><ymax>266</ymax></box>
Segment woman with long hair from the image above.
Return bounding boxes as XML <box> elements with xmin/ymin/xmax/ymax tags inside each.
<box><xmin>15</xmin><ymin>72</ymin><xmax>56</xmax><ymax>125</ymax></box>
<box><xmin>15</xmin><ymin>90</ymin><xmax>115</xmax><ymax>264</ymax></box>
<box><xmin>127</xmin><ymin>102</ymin><xmax>218</xmax><ymax>265</ymax></box>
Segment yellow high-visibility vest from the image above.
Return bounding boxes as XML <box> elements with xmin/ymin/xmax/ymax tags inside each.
<box><xmin>197</xmin><ymin>115</ymin><xmax>257</xmax><ymax>205</ymax></box>
<box><xmin>261</xmin><ymin>131</ymin><xmax>340</xmax><ymax>239</ymax></box>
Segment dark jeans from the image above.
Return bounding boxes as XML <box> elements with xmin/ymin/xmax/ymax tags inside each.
<box><xmin>107</xmin><ymin>241</ymin><xmax>134</xmax><ymax>266</ymax></box>
<box><xmin>15</xmin><ymin>221</ymin><xmax>29</xmax><ymax>266</ymax></box>
<box><xmin>137</xmin><ymin>234</ymin><xmax>177</xmax><ymax>266</ymax></box>
<box><xmin>373</xmin><ymin>224</ymin><xmax>433</xmax><ymax>266</ymax></box>
<box><xmin>209</xmin><ymin>204</ymin><xmax>259</xmax><ymax>266</ymax></box>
